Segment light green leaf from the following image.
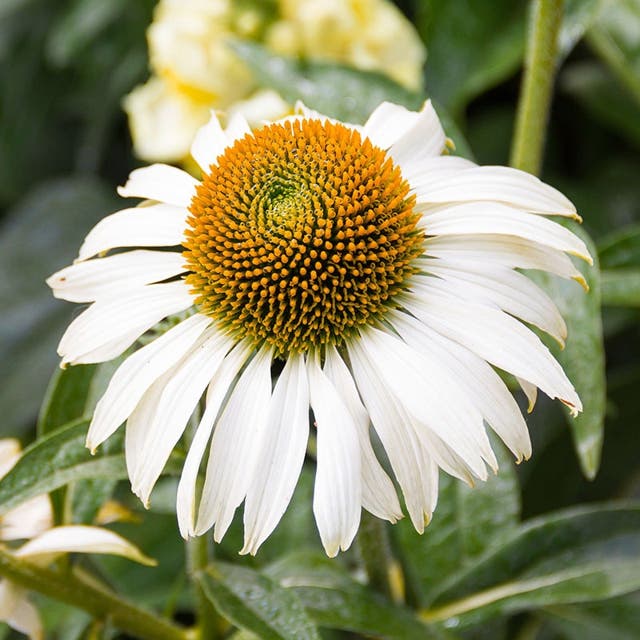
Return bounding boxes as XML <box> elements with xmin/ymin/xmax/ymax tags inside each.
<box><xmin>531</xmin><ymin>224</ymin><xmax>605</xmax><ymax>479</ymax></box>
<box><xmin>601</xmin><ymin>269</ymin><xmax>640</xmax><ymax>306</ymax></box>
<box><xmin>0</xmin><ymin>421</ymin><xmax>126</xmax><ymax>516</ymax></box>
<box><xmin>415</xmin><ymin>0</ymin><xmax>526</xmax><ymax>114</ymax></box>
<box><xmin>396</xmin><ymin>441</ymin><xmax>519</xmax><ymax>606</ymax></box>
<box><xmin>231</xmin><ymin>39</ymin><xmax>423</xmax><ymax>123</ymax></box>
<box><xmin>424</xmin><ymin>504</ymin><xmax>640</xmax><ymax>627</ymax></box>
<box><xmin>265</xmin><ymin>553</ymin><xmax>448</xmax><ymax>639</ymax></box>
<box><xmin>198</xmin><ymin>562</ymin><xmax>320</xmax><ymax>640</ymax></box>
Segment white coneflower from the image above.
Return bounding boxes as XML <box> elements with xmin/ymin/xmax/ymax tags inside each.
<box><xmin>48</xmin><ymin>100</ymin><xmax>590</xmax><ymax>557</ymax></box>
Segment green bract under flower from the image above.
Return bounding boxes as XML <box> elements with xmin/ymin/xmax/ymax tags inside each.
<box><xmin>183</xmin><ymin>118</ymin><xmax>422</xmax><ymax>354</ymax></box>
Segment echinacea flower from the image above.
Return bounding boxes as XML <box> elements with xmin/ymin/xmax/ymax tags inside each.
<box><xmin>0</xmin><ymin>440</ymin><xmax>154</xmax><ymax>640</ymax></box>
<box><xmin>48</xmin><ymin>100</ymin><xmax>591</xmax><ymax>557</ymax></box>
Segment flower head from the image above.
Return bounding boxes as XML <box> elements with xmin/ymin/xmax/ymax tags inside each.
<box><xmin>48</xmin><ymin>101</ymin><xmax>591</xmax><ymax>557</ymax></box>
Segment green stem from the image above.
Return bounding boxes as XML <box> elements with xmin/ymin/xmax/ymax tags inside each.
<box><xmin>0</xmin><ymin>548</ymin><xmax>191</xmax><ymax>640</ymax></box>
<box><xmin>357</xmin><ymin>512</ymin><xmax>403</xmax><ymax>602</ymax></box>
<box><xmin>186</xmin><ymin>535</ymin><xmax>222</xmax><ymax>639</ymax></box>
<box><xmin>510</xmin><ymin>0</ymin><xmax>565</xmax><ymax>175</ymax></box>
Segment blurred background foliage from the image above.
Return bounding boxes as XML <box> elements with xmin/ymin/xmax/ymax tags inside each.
<box><xmin>1</xmin><ymin>0</ymin><xmax>640</xmax><ymax>638</ymax></box>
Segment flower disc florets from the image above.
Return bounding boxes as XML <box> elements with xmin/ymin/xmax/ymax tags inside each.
<box><xmin>184</xmin><ymin>118</ymin><xmax>422</xmax><ymax>354</ymax></box>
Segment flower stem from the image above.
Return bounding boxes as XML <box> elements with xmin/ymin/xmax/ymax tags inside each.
<box><xmin>357</xmin><ymin>512</ymin><xmax>404</xmax><ymax>603</ymax></box>
<box><xmin>510</xmin><ymin>0</ymin><xmax>565</xmax><ymax>176</ymax></box>
<box><xmin>0</xmin><ymin>547</ymin><xmax>191</xmax><ymax>640</ymax></box>
<box><xmin>186</xmin><ymin>535</ymin><xmax>222</xmax><ymax>639</ymax></box>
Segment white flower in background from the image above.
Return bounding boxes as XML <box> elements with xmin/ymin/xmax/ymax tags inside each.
<box><xmin>0</xmin><ymin>440</ymin><xmax>154</xmax><ymax>640</ymax></box>
<box><xmin>48</xmin><ymin>101</ymin><xmax>591</xmax><ymax>557</ymax></box>
<box><xmin>126</xmin><ymin>0</ymin><xmax>426</xmax><ymax>162</ymax></box>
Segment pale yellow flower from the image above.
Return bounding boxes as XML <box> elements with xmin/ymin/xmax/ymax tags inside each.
<box><xmin>126</xmin><ymin>0</ymin><xmax>426</xmax><ymax>163</ymax></box>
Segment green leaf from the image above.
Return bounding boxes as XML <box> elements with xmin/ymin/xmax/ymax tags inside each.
<box><xmin>265</xmin><ymin>553</ymin><xmax>448</xmax><ymax>639</ymax></box>
<box><xmin>599</xmin><ymin>224</ymin><xmax>640</xmax><ymax>269</ymax></box>
<box><xmin>231</xmin><ymin>39</ymin><xmax>423</xmax><ymax>124</ymax></box>
<box><xmin>0</xmin><ymin>177</ymin><xmax>121</xmax><ymax>433</ymax></box>
<box><xmin>544</xmin><ymin>593</ymin><xmax>640</xmax><ymax>640</ymax></box>
<box><xmin>530</xmin><ymin>225</ymin><xmax>605</xmax><ymax>479</ymax></box>
<box><xmin>198</xmin><ymin>562</ymin><xmax>320</xmax><ymax>640</ymax></box>
<box><xmin>396</xmin><ymin>441</ymin><xmax>519</xmax><ymax>606</ymax></box>
<box><xmin>601</xmin><ymin>269</ymin><xmax>640</xmax><ymax>307</ymax></box>
<box><xmin>415</xmin><ymin>0</ymin><xmax>526</xmax><ymax>114</ymax></box>
<box><xmin>424</xmin><ymin>504</ymin><xmax>640</xmax><ymax>627</ymax></box>
<box><xmin>0</xmin><ymin>421</ymin><xmax>127</xmax><ymax>516</ymax></box>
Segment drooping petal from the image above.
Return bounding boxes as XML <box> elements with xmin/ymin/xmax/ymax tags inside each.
<box><xmin>117</xmin><ymin>164</ymin><xmax>198</xmax><ymax>207</ymax></box>
<box><xmin>402</xmin><ymin>286</ymin><xmax>582</xmax><ymax>415</ymax></box>
<box><xmin>0</xmin><ymin>439</ymin><xmax>21</xmax><ymax>479</ymax></box>
<box><xmin>348</xmin><ymin>342</ymin><xmax>439</xmax><ymax>531</ymax></box>
<box><xmin>128</xmin><ymin>328</ymin><xmax>235</xmax><ymax>505</ymax></box>
<box><xmin>241</xmin><ymin>353</ymin><xmax>310</xmax><ymax>555</ymax></box>
<box><xmin>414</xmin><ymin>165</ymin><xmax>578</xmax><ymax>217</ymax></box>
<box><xmin>421</xmin><ymin>202</ymin><xmax>592</xmax><ymax>262</ymax></box>
<box><xmin>308</xmin><ymin>355</ymin><xmax>361</xmax><ymax>557</ymax></box>
<box><xmin>14</xmin><ymin>525</ymin><xmax>155</xmax><ymax>567</ymax></box>
<box><xmin>57</xmin><ymin>281</ymin><xmax>194</xmax><ymax>366</ymax></box>
<box><xmin>422</xmin><ymin>234</ymin><xmax>588</xmax><ymax>287</ymax></box>
<box><xmin>77</xmin><ymin>203</ymin><xmax>188</xmax><ymax>261</ymax></box>
<box><xmin>391</xmin><ymin>310</ymin><xmax>532</xmax><ymax>461</ymax></box>
<box><xmin>353</xmin><ymin>327</ymin><xmax>495</xmax><ymax>477</ymax></box>
<box><xmin>416</xmin><ymin>261</ymin><xmax>567</xmax><ymax>345</ymax></box>
<box><xmin>195</xmin><ymin>345</ymin><xmax>274</xmax><ymax>541</ymax></box>
<box><xmin>48</xmin><ymin>250</ymin><xmax>187</xmax><ymax>303</ymax></box>
<box><xmin>87</xmin><ymin>313</ymin><xmax>210</xmax><ymax>452</ymax></box>
<box><xmin>177</xmin><ymin>341</ymin><xmax>253</xmax><ymax>539</ymax></box>
<box><xmin>322</xmin><ymin>346</ymin><xmax>402</xmax><ymax>523</ymax></box>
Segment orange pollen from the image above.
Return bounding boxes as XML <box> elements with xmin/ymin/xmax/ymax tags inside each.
<box><xmin>183</xmin><ymin>118</ymin><xmax>423</xmax><ymax>355</ymax></box>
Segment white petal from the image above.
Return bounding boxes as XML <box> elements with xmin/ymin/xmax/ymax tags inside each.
<box><xmin>87</xmin><ymin>313</ymin><xmax>211</xmax><ymax>452</ymax></box>
<box><xmin>405</xmin><ymin>155</ymin><xmax>477</xmax><ymax>185</ymax></box>
<box><xmin>414</xmin><ymin>165</ymin><xmax>578</xmax><ymax>217</ymax></box>
<box><xmin>387</xmin><ymin>100</ymin><xmax>447</xmax><ymax>170</ymax></box>
<box><xmin>117</xmin><ymin>164</ymin><xmax>198</xmax><ymax>207</ymax></box>
<box><xmin>176</xmin><ymin>341</ymin><xmax>253</xmax><ymax>538</ymax></box>
<box><xmin>308</xmin><ymin>356</ymin><xmax>361</xmax><ymax>557</ymax></box>
<box><xmin>518</xmin><ymin>377</ymin><xmax>538</xmax><ymax>413</ymax></box>
<box><xmin>416</xmin><ymin>261</ymin><xmax>567</xmax><ymax>344</ymax></box>
<box><xmin>423</xmin><ymin>234</ymin><xmax>588</xmax><ymax>287</ymax></box>
<box><xmin>77</xmin><ymin>203</ymin><xmax>188</xmax><ymax>261</ymax></box>
<box><xmin>195</xmin><ymin>346</ymin><xmax>274</xmax><ymax>540</ymax></box>
<box><xmin>190</xmin><ymin>111</ymin><xmax>251</xmax><ymax>172</ymax></box>
<box><xmin>58</xmin><ymin>281</ymin><xmax>194</xmax><ymax>366</ymax></box>
<box><xmin>0</xmin><ymin>582</ymin><xmax>42</xmax><ymax>640</ymax></box>
<box><xmin>422</xmin><ymin>202</ymin><xmax>592</xmax><ymax>262</ymax></box>
<box><xmin>14</xmin><ymin>526</ymin><xmax>155</xmax><ymax>566</ymax></box>
<box><xmin>391</xmin><ymin>310</ymin><xmax>532</xmax><ymax>461</ymax></box>
<box><xmin>354</xmin><ymin>327</ymin><xmax>494</xmax><ymax>477</ymax></box>
<box><xmin>403</xmin><ymin>288</ymin><xmax>582</xmax><ymax>415</ymax></box>
<box><xmin>1</xmin><ymin>495</ymin><xmax>53</xmax><ymax>541</ymax></box>
<box><xmin>241</xmin><ymin>353</ymin><xmax>310</xmax><ymax>555</ymax></box>
<box><xmin>348</xmin><ymin>342</ymin><xmax>438</xmax><ymax>531</ymax></box>
<box><xmin>129</xmin><ymin>328</ymin><xmax>235</xmax><ymax>505</ymax></box>
<box><xmin>323</xmin><ymin>346</ymin><xmax>402</xmax><ymax>523</ymax></box>
<box><xmin>0</xmin><ymin>439</ymin><xmax>21</xmax><ymax>479</ymax></box>
<box><xmin>363</xmin><ymin>101</ymin><xmax>423</xmax><ymax>150</ymax></box>
<box><xmin>48</xmin><ymin>250</ymin><xmax>187</xmax><ymax>303</ymax></box>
